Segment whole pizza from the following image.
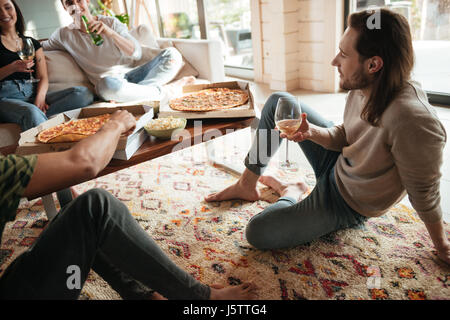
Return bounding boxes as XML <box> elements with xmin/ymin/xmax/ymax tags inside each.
<box><xmin>37</xmin><ymin>114</ymin><xmax>111</xmax><ymax>143</ymax></box>
<box><xmin>169</xmin><ymin>88</ymin><xmax>249</xmax><ymax>112</ymax></box>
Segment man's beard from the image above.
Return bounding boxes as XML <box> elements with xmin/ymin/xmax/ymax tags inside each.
<box><xmin>340</xmin><ymin>66</ymin><xmax>371</xmax><ymax>91</ymax></box>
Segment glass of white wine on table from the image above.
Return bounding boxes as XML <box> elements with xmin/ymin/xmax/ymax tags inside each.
<box><xmin>275</xmin><ymin>97</ymin><xmax>302</xmax><ymax>170</ymax></box>
<box><xmin>16</xmin><ymin>37</ymin><xmax>39</xmax><ymax>83</ymax></box>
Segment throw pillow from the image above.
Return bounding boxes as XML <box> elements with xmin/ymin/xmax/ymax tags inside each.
<box><xmin>45</xmin><ymin>50</ymin><xmax>93</xmax><ymax>92</ymax></box>
<box><xmin>129</xmin><ymin>24</ymin><xmax>160</xmax><ymax>48</ymax></box>
<box><xmin>158</xmin><ymin>39</ymin><xmax>200</xmax><ymax>80</ymax></box>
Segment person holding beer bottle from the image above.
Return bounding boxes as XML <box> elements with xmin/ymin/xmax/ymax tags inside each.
<box><xmin>42</xmin><ymin>0</ymin><xmax>189</xmax><ymax>103</ymax></box>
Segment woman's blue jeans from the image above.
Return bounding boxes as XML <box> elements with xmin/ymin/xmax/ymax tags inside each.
<box><xmin>0</xmin><ymin>80</ymin><xmax>94</xmax><ymax>131</ymax></box>
<box><xmin>96</xmin><ymin>47</ymin><xmax>183</xmax><ymax>102</ymax></box>
<box><xmin>244</xmin><ymin>92</ymin><xmax>368</xmax><ymax>250</ymax></box>
<box><xmin>0</xmin><ymin>189</ymin><xmax>210</xmax><ymax>300</ymax></box>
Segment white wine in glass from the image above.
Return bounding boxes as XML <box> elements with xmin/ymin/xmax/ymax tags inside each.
<box><xmin>275</xmin><ymin>97</ymin><xmax>302</xmax><ymax>169</ymax></box>
<box><xmin>17</xmin><ymin>38</ymin><xmax>39</xmax><ymax>83</ymax></box>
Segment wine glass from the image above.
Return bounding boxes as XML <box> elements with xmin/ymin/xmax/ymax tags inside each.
<box><xmin>275</xmin><ymin>97</ymin><xmax>302</xmax><ymax>169</ymax></box>
<box><xmin>17</xmin><ymin>38</ymin><xmax>39</xmax><ymax>83</ymax></box>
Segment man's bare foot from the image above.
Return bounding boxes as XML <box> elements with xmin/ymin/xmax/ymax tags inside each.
<box><xmin>172</xmin><ymin>75</ymin><xmax>196</xmax><ymax>87</ymax></box>
<box><xmin>258</xmin><ymin>176</ymin><xmax>308</xmax><ymax>201</ymax></box>
<box><xmin>209</xmin><ymin>283</ymin><xmax>257</xmax><ymax>300</ymax></box>
<box><xmin>205</xmin><ymin>180</ymin><xmax>260</xmax><ymax>202</ymax></box>
<box><xmin>163</xmin><ymin>76</ymin><xmax>196</xmax><ymax>97</ymax></box>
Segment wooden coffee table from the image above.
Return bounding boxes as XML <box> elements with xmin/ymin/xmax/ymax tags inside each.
<box><xmin>1</xmin><ymin>117</ymin><xmax>257</xmax><ymax>219</ymax></box>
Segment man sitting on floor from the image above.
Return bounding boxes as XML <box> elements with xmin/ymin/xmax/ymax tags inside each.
<box><xmin>205</xmin><ymin>8</ymin><xmax>450</xmax><ymax>266</ymax></box>
<box><xmin>0</xmin><ymin>109</ymin><xmax>257</xmax><ymax>299</ymax></box>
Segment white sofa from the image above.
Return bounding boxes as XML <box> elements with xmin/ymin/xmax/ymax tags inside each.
<box><xmin>0</xmin><ymin>26</ymin><xmax>225</xmax><ymax>148</ymax></box>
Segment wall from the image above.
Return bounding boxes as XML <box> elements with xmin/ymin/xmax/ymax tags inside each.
<box><xmin>252</xmin><ymin>0</ymin><xmax>344</xmax><ymax>93</ymax></box>
<box><xmin>16</xmin><ymin>0</ymin><xmax>72</xmax><ymax>39</ymax></box>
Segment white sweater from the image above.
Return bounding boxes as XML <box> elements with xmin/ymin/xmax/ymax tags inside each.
<box><xmin>42</xmin><ymin>15</ymin><xmax>142</xmax><ymax>86</ymax></box>
<box><xmin>324</xmin><ymin>81</ymin><xmax>446</xmax><ymax>223</ymax></box>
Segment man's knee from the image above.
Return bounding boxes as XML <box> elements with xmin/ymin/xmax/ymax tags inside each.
<box><xmin>245</xmin><ymin>217</ymin><xmax>273</xmax><ymax>250</ymax></box>
<box><xmin>161</xmin><ymin>47</ymin><xmax>182</xmax><ymax>65</ymax></box>
<box><xmin>75</xmin><ymin>188</ymin><xmax>121</xmax><ymax>219</ymax></box>
<box><xmin>262</xmin><ymin>92</ymin><xmax>295</xmax><ymax>118</ymax></box>
<box><xmin>96</xmin><ymin>77</ymin><xmax>124</xmax><ymax>101</ymax></box>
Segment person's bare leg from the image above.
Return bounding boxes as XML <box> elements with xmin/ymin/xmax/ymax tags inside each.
<box><xmin>258</xmin><ymin>175</ymin><xmax>308</xmax><ymax>201</ymax></box>
<box><xmin>205</xmin><ymin>168</ymin><xmax>260</xmax><ymax>202</ymax></box>
<box><xmin>209</xmin><ymin>282</ymin><xmax>258</xmax><ymax>300</ymax></box>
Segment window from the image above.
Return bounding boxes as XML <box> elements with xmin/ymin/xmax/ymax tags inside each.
<box><xmin>347</xmin><ymin>0</ymin><xmax>450</xmax><ymax>105</ymax></box>
<box><xmin>146</xmin><ymin>0</ymin><xmax>254</xmax><ymax>79</ymax></box>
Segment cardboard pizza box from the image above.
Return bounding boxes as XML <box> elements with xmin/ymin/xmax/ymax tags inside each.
<box><xmin>16</xmin><ymin>104</ymin><xmax>154</xmax><ymax>160</ymax></box>
<box><xmin>158</xmin><ymin>81</ymin><xmax>256</xmax><ymax>119</ymax></box>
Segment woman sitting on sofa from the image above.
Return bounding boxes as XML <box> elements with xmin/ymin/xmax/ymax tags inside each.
<box><xmin>0</xmin><ymin>0</ymin><xmax>93</xmax><ymax>131</ymax></box>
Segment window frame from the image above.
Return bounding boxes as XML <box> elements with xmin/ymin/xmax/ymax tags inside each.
<box><xmin>153</xmin><ymin>0</ymin><xmax>254</xmax><ymax>79</ymax></box>
<box><xmin>345</xmin><ymin>0</ymin><xmax>450</xmax><ymax>106</ymax></box>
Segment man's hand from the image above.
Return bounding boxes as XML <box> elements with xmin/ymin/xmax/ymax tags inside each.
<box><xmin>106</xmin><ymin>110</ymin><xmax>136</xmax><ymax>136</ymax></box>
<box><xmin>87</xmin><ymin>20</ymin><xmax>114</xmax><ymax>37</ymax></box>
<box><xmin>424</xmin><ymin>219</ymin><xmax>450</xmax><ymax>266</ymax></box>
<box><xmin>279</xmin><ymin>113</ymin><xmax>312</xmax><ymax>142</ymax></box>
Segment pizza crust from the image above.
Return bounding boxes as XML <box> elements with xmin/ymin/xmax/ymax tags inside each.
<box><xmin>45</xmin><ymin>133</ymin><xmax>90</xmax><ymax>143</ymax></box>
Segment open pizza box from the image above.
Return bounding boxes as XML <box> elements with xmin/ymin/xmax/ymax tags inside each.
<box><xmin>16</xmin><ymin>104</ymin><xmax>154</xmax><ymax>160</ymax></box>
<box><xmin>158</xmin><ymin>81</ymin><xmax>256</xmax><ymax>119</ymax></box>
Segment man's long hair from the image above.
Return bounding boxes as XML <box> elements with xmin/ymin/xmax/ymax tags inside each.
<box><xmin>348</xmin><ymin>9</ymin><xmax>415</xmax><ymax>126</ymax></box>
<box><xmin>0</xmin><ymin>0</ymin><xmax>25</xmax><ymax>35</ymax></box>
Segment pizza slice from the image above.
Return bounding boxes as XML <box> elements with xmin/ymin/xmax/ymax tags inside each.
<box><xmin>37</xmin><ymin>114</ymin><xmax>111</xmax><ymax>143</ymax></box>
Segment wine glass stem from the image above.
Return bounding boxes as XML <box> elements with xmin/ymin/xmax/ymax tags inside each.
<box><xmin>285</xmin><ymin>139</ymin><xmax>289</xmax><ymax>165</ymax></box>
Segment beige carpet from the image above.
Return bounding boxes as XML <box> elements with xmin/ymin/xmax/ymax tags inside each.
<box><xmin>1</xmin><ymin>130</ymin><xmax>449</xmax><ymax>300</ymax></box>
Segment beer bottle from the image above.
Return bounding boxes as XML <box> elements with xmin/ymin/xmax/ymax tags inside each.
<box><xmin>81</xmin><ymin>15</ymin><xmax>104</xmax><ymax>46</ymax></box>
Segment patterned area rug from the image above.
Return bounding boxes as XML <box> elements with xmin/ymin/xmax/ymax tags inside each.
<box><xmin>1</xmin><ymin>130</ymin><xmax>449</xmax><ymax>300</ymax></box>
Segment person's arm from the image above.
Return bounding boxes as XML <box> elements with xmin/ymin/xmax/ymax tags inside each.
<box><xmin>88</xmin><ymin>19</ymin><xmax>136</xmax><ymax>57</ymax></box>
<box><xmin>0</xmin><ymin>59</ymin><xmax>33</xmax><ymax>81</ymax></box>
<box><xmin>282</xmin><ymin>113</ymin><xmax>348</xmax><ymax>151</ymax></box>
<box><xmin>391</xmin><ymin>118</ymin><xmax>449</xmax><ymax>265</ymax></box>
<box><xmin>33</xmin><ymin>47</ymin><xmax>50</xmax><ymax>112</ymax></box>
<box><xmin>41</xmin><ymin>29</ymin><xmax>65</xmax><ymax>52</ymax></box>
<box><xmin>87</xmin><ymin>18</ymin><xmax>141</xmax><ymax>59</ymax></box>
<box><xmin>424</xmin><ymin>220</ymin><xmax>450</xmax><ymax>265</ymax></box>
<box><xmin>22</xmin><ymin>110</ymin><xmax>136</xmax><ymax>200</ymax></box>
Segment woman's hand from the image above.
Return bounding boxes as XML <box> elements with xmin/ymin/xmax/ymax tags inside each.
<box><xmin>10</xmin><ymin>60</ymin><xmax>34</xmax><ymax>73</ymax></box>
<box><xmin>34</xmin><ymin>95</ymin><xmax>49</xmax><ymax>113</ymax></box>
<box><xmin>87</xmin><ymin>20</ymin><xmax>114</xmax><ymax>38</ymax></box>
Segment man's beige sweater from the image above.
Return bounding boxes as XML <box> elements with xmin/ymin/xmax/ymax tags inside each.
<box><xmin>323</xmin><ymin>81</ymin><xmax>446</xmax><ymax>223</ymax></box>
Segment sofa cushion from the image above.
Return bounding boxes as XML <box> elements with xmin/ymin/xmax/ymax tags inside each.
<box><xmin>129</xmin><ymin>24</ymin><xmax>160</xmax><ymax>48</ymax></box>
<box><xmin>46</xmin><ymin>50</ymin><xmax>93</xmax><ymax>92</ymax></box>
<box><xmin>158</xmin><ymin>39</ymin><xmax>200</xmax><ymax>80</ymax></box>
